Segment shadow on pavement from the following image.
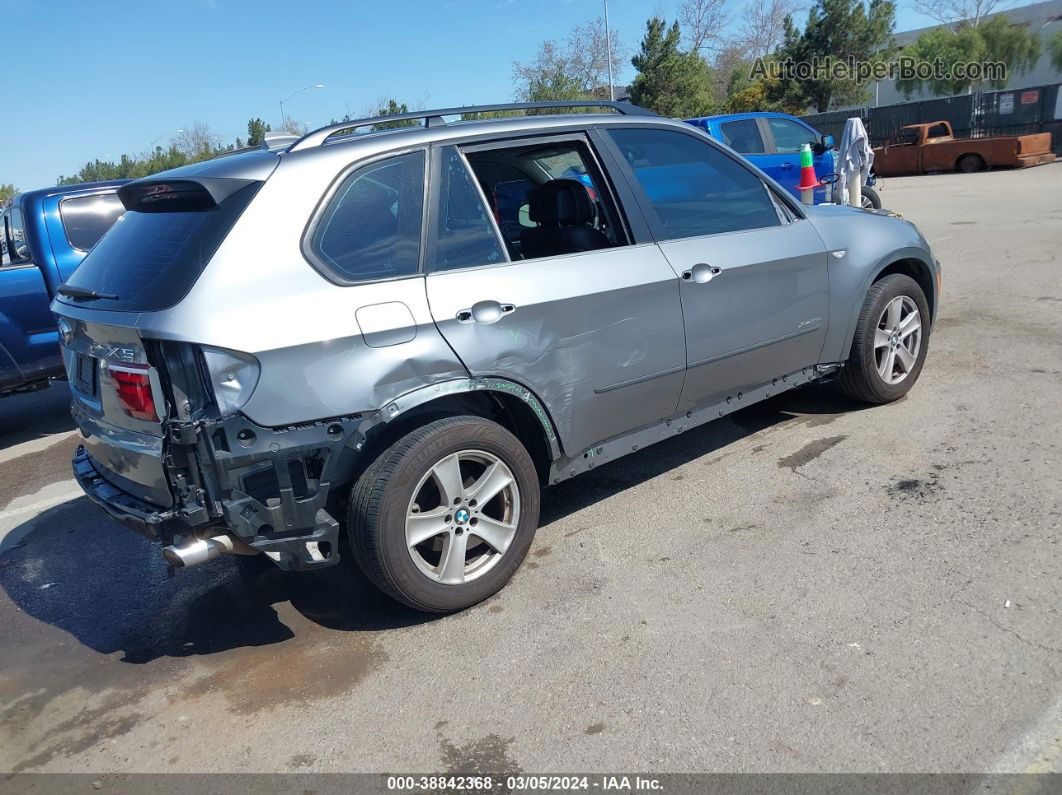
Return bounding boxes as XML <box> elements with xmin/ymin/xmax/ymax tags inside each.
<box><xmin>0</xmin><ymin>385</ymin><xmax>874</xmax><ymax>664</ymax></box>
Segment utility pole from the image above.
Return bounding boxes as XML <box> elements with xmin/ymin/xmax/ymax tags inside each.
<box><xmin>604</xmin><ymin>0</ymin><xmax>615</xmax><ymax>101</ymax></box>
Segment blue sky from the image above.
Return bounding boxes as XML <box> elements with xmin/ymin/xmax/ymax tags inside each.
<box><xmin>3</xmin><ymin>0</ymin><xmax>947</xmax><ymax>190</ymax></box>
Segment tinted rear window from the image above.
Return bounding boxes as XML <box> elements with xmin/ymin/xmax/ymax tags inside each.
<box><xmin>60</xmin><ymin>193</ymin><xmax>125</xmax><ymax>251</ymax></box>
<box><xmin>59</xmin><ymin>181</ymin><xmax>259</xmax><ymax>312</ymax></box>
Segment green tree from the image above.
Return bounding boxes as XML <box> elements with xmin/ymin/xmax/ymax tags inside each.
<box><xmin>370</xmin><ymin>99</ymin><xmax>418</xmax><ymax>130</ymax></box>
<box><xmin>769</xmin><ymin>0</ymin><xmax>896</xmax><ymax>112</ymax></box>
<box><xmin>0</xmin><ymin>183</ymin><xmax>16</xmax><ymax>206</ymax></box>
<box><xmin>628</xmin><ymin>17</ymin><xmax>716</xmax><ymax>117</ymax></box>
<box><xmin>247</xmin><ymin>118</ymin><xmax>271</xmax><ymax>146</ymax></box>
<box><xmin>895</xmin><ymin>15</ymin><xmax>1039</xmax><ymax>97</ymax></box>
<box><xmin>56</xmin><ymin>125</ymin><xmax>245</xmax><ymax>185</ymax></box>
<box><xmin>722</xmin><ymin>55</ymin><xmax>804</xmax><ymax>113</ymax></box>
<box><xmin>1050</xmin><ymin>30</ymin><xmax>1062</xmax><ymax>72</ymax></box>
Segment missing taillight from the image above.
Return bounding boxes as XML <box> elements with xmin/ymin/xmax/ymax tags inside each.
<box><xmin>110</xmin><ymin>366</ymin><xmax>158</xmax><ymax>421</ymax></box>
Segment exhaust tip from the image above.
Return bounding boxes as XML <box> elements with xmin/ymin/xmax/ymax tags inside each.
<box><xmin>162</xmin><ymin>535</ymin><xmax>235</xmax><ymax>568</ymax></box>
<box><xmin>162</xmin><ymin>546</ymin><xmax>188</xmax><ymax>568</ymax></box>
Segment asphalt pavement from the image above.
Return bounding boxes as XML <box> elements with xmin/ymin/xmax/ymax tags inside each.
<box><xmin>1</xmin><ymin>163</ymin><xmax>1060</xmax><ymax>775</ymax></box>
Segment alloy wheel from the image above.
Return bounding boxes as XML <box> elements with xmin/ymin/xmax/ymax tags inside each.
<box><xmin>405</xmin><ymin>450</ymin><xmax>521</xmax><ymax>585</ymax></box>
<box><xmin>874</xmin><ymin>295</ymin><xmax>922</xmax><ymax>385</ymax></box>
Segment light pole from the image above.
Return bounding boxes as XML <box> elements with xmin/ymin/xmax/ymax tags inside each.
<box><xmin>150</xmin><ymin>129</ymin><xmax>183</xmax><ymax>148</ymax></box>
<box><xmin>603</xmin><ymin>0</ymin><xmax>615</xmax><ymax>101</ymax></box>
<box><xmin>280</xmin><ymin>84</ymin><xmax>325</xmax><ymax>127</ymax></box>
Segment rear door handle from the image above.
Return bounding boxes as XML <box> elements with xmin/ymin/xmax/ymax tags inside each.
<box><xmin>681</xmin><ymin>263</ymin><xmax>722</xmax><ymax>284</ymax></box>
<box><xmin>457</xmin><ymin>300</ymin><xmax>516</xmax><ymax>324</ymax></box>
<box><xmin>780</xmin><ymin>162</ymin><xmax>795</xmax><ymax>170</ymax></box>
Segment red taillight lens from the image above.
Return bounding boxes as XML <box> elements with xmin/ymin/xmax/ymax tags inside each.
<box><xmin>111</xmin><ymin>367</ymin><xmax>158</xmax><ymax>421</ymax></box>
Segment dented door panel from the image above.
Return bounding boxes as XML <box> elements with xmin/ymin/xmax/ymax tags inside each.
<box><xmin>426</xmin><ymin>244</ymin><xmax>685</xmax><ymax>456</ymax></box>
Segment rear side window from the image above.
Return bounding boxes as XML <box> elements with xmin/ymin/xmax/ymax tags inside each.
<box><xmin>608</xmin><ymin>128</ymin><xmax>779</xmax><ymax>240</ymax></box>
<box><xmin>720</xmin><ymin>119</ymin><xmax>766</xmax><ymax>154</ymax></box>
<box><xmin>310</xmin><ymin>150</ymin><xmax>426</xmax><ymax>283</ymax></box>
<box><xmin>766</xmin><ymin>118</ymin><xmax>817</xmax><ymax>154</ymax></box>
<box><xmin>431</xmin><ymin>147</ymin><xmax>505</xmax><ymax>272</ymax></box>
<box><xmin>58</xmin><ymin>181</ymin><xmax>260</xmax><ymax>312</ymax></box>
<box><xmin>60</xmin><ymin>193</ymin><xmax>125</xmax><ymax>251</ymax></box>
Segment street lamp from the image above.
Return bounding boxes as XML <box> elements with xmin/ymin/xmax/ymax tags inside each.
<box><xmin>280</xmin><ymin>84</ymin><xmax>325</xmax><ymax>126</ymax></box>
<box><xmin>603</xmin><ymin>0</ymin><xmax>614</xmax><ymax>101</ymax></box>
<box><xmin>150</xmin><ymin>129</ymin><xmax>183</xmax><ymax>148</ymax></box>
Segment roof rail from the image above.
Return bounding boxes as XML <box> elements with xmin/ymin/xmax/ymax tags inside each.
<box><xmin>287</xmin><ymin>101</ymin><xmax>657</xmax><ymax>153</ymax></box>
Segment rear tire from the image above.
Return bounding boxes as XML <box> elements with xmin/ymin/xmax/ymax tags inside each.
<box><xmin>348</xmin><ymin>415</ymin><xmax>540</xmax><ymax>613</ymax></box>
<box><xmin>860</xmin><ymin>186</ymin><xmax>882</xmax><ymax>209</ymax></box>
<box><xmin>957</xmin><ymin>154</ymin><xmax>985</xmax><ymax>174</ymax></box>
<box><xmin>837</xmin><ymin>274</ymin><xmax>931</xmax><ymax>404</ymax></box>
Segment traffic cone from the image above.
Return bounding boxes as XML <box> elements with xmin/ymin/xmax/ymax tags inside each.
<box><xmin>794</xmin><ymin>143</ymin><xmax>823</xmax><ymax>205</ymax></box>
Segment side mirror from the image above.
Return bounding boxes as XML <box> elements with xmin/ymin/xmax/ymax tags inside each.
<box><xmin>812</xmin><ymin>134</ymin><xmax>833</xmax><ymax>155</ymax></box>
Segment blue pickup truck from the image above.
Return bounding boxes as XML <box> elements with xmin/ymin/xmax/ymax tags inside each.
<box><xmin>686</xmin><ymin>112</ymin><xmax>845</xmax><ymax>206</ymax></box>
<box><xmin>1</xmin><ymin>180</ymin><xmax>127</xmax><ymax>395</ymax></box>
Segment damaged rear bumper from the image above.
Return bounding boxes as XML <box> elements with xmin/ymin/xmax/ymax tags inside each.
<box><xmin>72</xmin><ymin>412</ymin><xmax>365</xmax><ymax>571</ymax></box>
<box><xmin>73</xmin><ymin>445</ymin><xmax>177</xmax><ymax>541</ymax></box>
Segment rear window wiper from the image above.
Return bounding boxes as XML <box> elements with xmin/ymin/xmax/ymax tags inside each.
<box><xmin>58</xmin><ymin>284</ymin><xmax>119</xmax><ymax>301</ymax></box>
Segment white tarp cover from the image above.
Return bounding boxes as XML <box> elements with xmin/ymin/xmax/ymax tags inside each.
<box><xmin>837</xmin><ymin>117</ymin><xmax>874</xmax><ymax>205</ymax></box>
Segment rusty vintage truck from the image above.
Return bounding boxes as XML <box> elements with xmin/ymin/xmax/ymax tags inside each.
<box><xmin>872</xmin><ymin>121</ymin><xmax>1055</xmax><ymax>176</ymax></box>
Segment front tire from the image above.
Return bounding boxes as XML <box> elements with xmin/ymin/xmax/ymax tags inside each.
<box><xmin>348</xmin><ymin>416</ymin><xmax>540</xmax><ymax>613</ymax></box>
<box><xmin>861</xmin><ymin>185</ymin><xmax>882</xmax><ymax>209</ymax></box>
<box><xmin>837</xmin><ymin>274</ymin><xmax>930</xmax><ymax>404</ymax></box>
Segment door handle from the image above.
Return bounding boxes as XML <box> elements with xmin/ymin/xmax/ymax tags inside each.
<box><xmin>457</xmin><ymin>300</ymin><xmax>516</xmax><ymax>324</ymax></box>
<box><xmin>681</xmin><ymin>263</ymin><xmax>722</xmax><ymax>284</ymax></box>
<box><xmin>780</xmin><ymin>162</ymin><xmax>795</xmax><ymax>170</ymax></box>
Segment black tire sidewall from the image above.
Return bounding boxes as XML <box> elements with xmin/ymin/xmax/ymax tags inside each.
<box><xmin>357</xmin><ymin>418</ymin><xmax>540</xmax><ymax>612</ymax></box>
<box><xmin>853</xmin><ymin>275</ymin><xmax>931</xmax><ymax>402</ymax></box>
<box><xmin>862</xmin><ymin>186</ymin><xmax>882</xmax><ymax>209</ymax></box>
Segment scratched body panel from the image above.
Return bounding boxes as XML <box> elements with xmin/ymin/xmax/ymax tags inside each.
<box><xmin>426</xmin><ymin>243</ymin><xmax>685</xmax><ymax>455</ymax></box>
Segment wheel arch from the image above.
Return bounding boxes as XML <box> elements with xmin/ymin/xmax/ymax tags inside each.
<box><xmin>346</xmin><ymin>378</ymin><xmax>563</xmax><ymax>490</ymax></box>
<box><xmin>956</xmin><ymin>152</ymin><xmax>986</xmax><ymax>172</ymax></box>
<box><xmin>838</xmin><ymin>249</ymin><xmax>938</xmax><ymax>362</ymax></box>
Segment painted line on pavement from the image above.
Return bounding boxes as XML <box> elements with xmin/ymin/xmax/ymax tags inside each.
<box><xmin>0</xmin><ymin>479</ymin><xmax>83</xmax><ymax>554</ymax></box>
<box><xmin>0</xmin><ymin>430</ymin><xmax>79</xmax><ymax>466</ymax></box>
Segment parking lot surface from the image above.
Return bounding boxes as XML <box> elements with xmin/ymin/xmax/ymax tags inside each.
<box><xmin>1</xmin><ymin>164</ymin><xmax>1060</xmax><ymax>775</ymax></box>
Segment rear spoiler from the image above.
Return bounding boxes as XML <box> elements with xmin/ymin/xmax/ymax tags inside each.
<box><xmin>118</xmin><ymin>178</ymin><xmax>256</xmax><ymax>212</ymax></box>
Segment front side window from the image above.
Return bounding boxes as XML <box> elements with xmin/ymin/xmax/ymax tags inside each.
<box><xmin>60</xmin><ymin>193</ymin><xmax>125</xmax><ymax>251</ymax></box>
<box><xmin>608</xmin><ymin>127</ymin><xmax>780</xmax><ymax>240</ymax></box>
<box><xmin>465</xmin><ymin>138</ymin><xmax>625</xmax><ymax>260</ymax></box>
<box><xmin>766</xmin><ymin>118</ymin><xmax>818</xmax><ymax>154</ymax></box>
<box><xmin>720</xmin><ymin>119</ymin><xmax>766</xmax><ymax>154</ymax></box>
<box><xmin>431</xmin><ymin>147</ymin><xmax>505</xmax><ymax>271</ymax></box>
<box><xmin>311</xmin><ymin>150</ymin><xmax>425</xmax><ymax>282</ymax></box>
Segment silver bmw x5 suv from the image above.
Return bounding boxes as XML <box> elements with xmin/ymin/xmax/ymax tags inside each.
<box><xmin>54</xmin><ymin>101</ymin><xmax>939</xmax><ymax>613</ymax></box>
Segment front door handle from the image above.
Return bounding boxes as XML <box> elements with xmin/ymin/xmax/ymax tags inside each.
<box><xmin>681</xmin><ymin>263</ymin><xmax>722</xmax><ymax>284</ymax></box>
<box><xmin>457</xmin><ymin>300</ymin><xmax>516</xmax><ymax>324</ymax></box>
